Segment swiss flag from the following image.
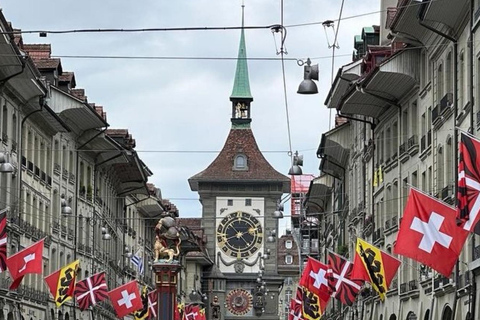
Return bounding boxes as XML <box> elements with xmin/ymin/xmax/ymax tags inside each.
<box><xmin>7</xmin><ymin>238</ymin><xmax>44</xmax><ymax>289</ymax></box>
<box><xmin>394</xmin><ymin>188</ymin><xmax>469</xmax><ymax>277</ymax></box>
<box><xmin>299</xmin><ymin>257</ymin><xmax>330</xmax><ymax>302</ymax></box>
<box><xmin>108</xmin><ymin>281</ymin><xmax>143</xmax><ymax>318</ymax></box>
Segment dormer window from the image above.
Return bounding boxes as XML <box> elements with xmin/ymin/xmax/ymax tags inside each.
<box><xmin>234</xmin><ymin>154</ymin><xmax>248</xmax><ymax>171</ymax></box>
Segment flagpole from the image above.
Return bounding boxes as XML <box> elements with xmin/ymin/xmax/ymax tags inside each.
<box><xmin>429</xmin><ymin>270</ymin><xmax>435</xmax><ymax>320</ymax></box>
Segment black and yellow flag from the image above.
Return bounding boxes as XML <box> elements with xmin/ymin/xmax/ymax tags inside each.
<box><xmin>44</xmin><ymin>260</ymin><xmax>79</xmax><ymax>307</ymax></box>
<box><xmin>134</xmin><ymin>286</ymin><xmax>149</xmax><ymax>320</ymax></box>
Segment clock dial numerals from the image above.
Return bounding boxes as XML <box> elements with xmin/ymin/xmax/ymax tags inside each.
<box><xmin>217</xmin><ymin>211</ymin><xmax>263</xmax><ymax>258</ymax></box>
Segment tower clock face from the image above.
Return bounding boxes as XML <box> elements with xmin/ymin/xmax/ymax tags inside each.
<box><xmin>217</xmin><ymin>211</ymin><xmax>263</xmax><ymax>258</ymax></box>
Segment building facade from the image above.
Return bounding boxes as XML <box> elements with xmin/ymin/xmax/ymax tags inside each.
<box><xmin>0</xmin><ymin>11</ymin><xmax>173</xmax><ymax>320</ymax></box>
<box><xmin>304</xmin><ymin>0</ymin><xmax>480</xmax><ymax>319</ymax></box>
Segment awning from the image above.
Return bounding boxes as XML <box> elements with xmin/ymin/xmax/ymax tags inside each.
<box><xmin>317</xmin><ymin>128</ymin><xmax>349</xmax><ymax>179</ymax></box>
<box><xmin>50</xmin><ymin>86</ymin><xmax>108</xmax><ymax>133</ymax></box>
<box><xmin>389</xmin><ymin>0</ymin><xmax>431</xmax><ymax>45</ymax></box>
<box><xmin>30</xmin><ymin>104</ymin><xmax>70</xmax><ymax>134</ymax></box>
<box><xmin>135</xmin><ymin>195</ymin><xmax>164</xmax><ymax>218</ymax></box>
<box><xmin>113</xmin><ymin>153</ymin><xmax>149</xmax><ymax>196</ymax></box>
<box><xmin>304</xmin><ymin>175</ymin><xmax>333</xmax><ymax>214</ymax></box>
<box><xmin>325</xmin><ymin>59</ymin><xmax>363</xmax><ymax>109</ymax></box>
<box><xmin>339</xmin><ymin>48</ymin><xmax>419</xmax><ymax>119</ymax></box>
<box><xmin>78</xmin><ymin>131</ymin><xmax>129</xmax><ymax>167</ymax></box>
<box><xmin>420</xmin><ymin>0</ymin><xmax>469</xmax><ymax>38</ymax></box>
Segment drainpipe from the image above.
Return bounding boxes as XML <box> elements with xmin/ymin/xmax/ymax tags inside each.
<box><xmin>417</xmin><ymin>3</ymin><xmax>460</xmax><ymax>319</ymax></box>
<box><xmin>469</xmin><ymin>0</ymin><xmax>477</xmax><ymax>318</ymax></box>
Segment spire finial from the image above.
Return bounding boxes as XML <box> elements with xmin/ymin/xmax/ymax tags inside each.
<box><xmin>241</xmin><ymin>0</ymin><xmax>245</xmax><ymax>28</ymax></box>
<box><xmin>230</xmin><ymin>1</ymin><xmax>252</xmax><ymax>100</ymax></box>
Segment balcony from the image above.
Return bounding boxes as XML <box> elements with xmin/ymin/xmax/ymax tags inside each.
<box><xmin>62</xmin><ymin>168</ymin><xmax>68</xmax><ymax>180</ymax></box>
<box><xmin>400</xmin><ymin>279</ymin><xmax>419</xmax><ymax>300</ymax></box>
<box><xmin>441</xmin><ymin>185</ymin><xmax>454</xmax><ymax>204</ymax></box>
<box><xmin>52</xmin><ymin>221</ymin><xmax>60</xmax><ymax>235</ymax></box>
<box><xmin>373</xmin><ymin>227</ymin><xmax>384</xmax><ymax>246</ymax></box>
<box><xmin>27</xmin><ymin>161</ymin><xmax>34</xmax><ymax>172</ymax></box>
<box><xmin>54</xmin><ymin>163</ymin><xmax>61</xmax><ymax>175</ymax></box>
<box><xmin>34</xmin><ymin>165</ymin><xmax>40</xmax><ymax>177</ymax></box>
<box><xmin>407</xmin><ymin>135</ymin><xmax>419</xmax><ymax>155</ymax></box>
<box><xmin>432</xmin><ymin>104</ymin><xmax>440</xmax><ymax>124</ymax></box>
<box><xmin>434</xmin><ymin>275</ymin><xmax>454</xmax><ymax>295</ymax></box>
<box><xmin>440</xmin><ymin>92</ymin><xmax>453</xmax><ymax>114</ymax></box>
<box><xmin>69</xmin><ymin>173</ymin><xmax>76</xmax><ymax>185</ymax></box>
<box><xmin>61</xmin><ymin>225</ymin><xmax>67</xmax><ymax>237</ymax></box>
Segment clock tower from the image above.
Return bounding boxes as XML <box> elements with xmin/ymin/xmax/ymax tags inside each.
<box><xmin>188</xmin><ymin>6</ymin><xmax>290</xmax><ymax>320</ymax></box>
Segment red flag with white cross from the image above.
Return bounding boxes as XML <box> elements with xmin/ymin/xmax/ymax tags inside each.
<box><xmin>108</xmin><ymin>280</ymin><xmax>143</xmax><ymax>318</ymax></box>
<box><xmin>394</xmin><ymin>188</ymin><xmax>469</xmax><ymax>277</ymax></box>
<box><xmin>147</xmin><ymin>290</ymin><xmax>158</xmax><ymax>319</ymax></box>
<box><xmin>457</xmin><ymin>132</ymin><xmax>480</xmax><ymax>234</ymax></box>
<box><xmin>326</xmin><ymin>251</ymin><xmax>363</xmax><ymax>306</ymax></box>
<box><xmin>299</xmin><ymin>257</ymin><xmax>331</xmax><ymax>302</ymax></box>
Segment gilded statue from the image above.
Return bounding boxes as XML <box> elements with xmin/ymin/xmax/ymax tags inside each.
<box><xmin>154</xmin><ymin>216</ymin><xmax>182</xmax><ymax>262</ymax></box>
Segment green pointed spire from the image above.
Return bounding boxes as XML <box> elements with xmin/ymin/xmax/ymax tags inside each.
<box><xmin>230</xmin><ymin>6</ymin><xmax>252</xmax><ymax>99</ymax></box>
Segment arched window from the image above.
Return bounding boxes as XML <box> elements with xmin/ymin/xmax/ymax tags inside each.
<box><xmin>12</xmin><ymin>113</ymin><xmax>17</xmax><ymax>150</ymax></box>
<box><xmin>234</xmin><ymin>154</ymin><xmax>247</xmax><ymax>170</ymax></box>
<box><xmin>446</xmin><ymin>51</ymin><xmax>453</xmax><ymax>94</ymax></box>
<box><xmin>2</xmin><ymin>104</ymin><xmax>7</xmax><ymax>140</ymax></box>
<box><xmin>285</xmin><ymin>255</ymin><xmax>293</xmax><ymax>264</ymax></box>
<box><xmin>459</xmin><ymin>50</ymin><xmax>465</xmax><ymax>108</ymax></box>
<box><xmin>437</xmin><ymin>62</ymin><xmax>444</xmax><ymax>104</ymax></box>
<box><xmin>437</xmin><ymin>145</ymin><xmax>444</xmax><ymax>191</ymax></box>
<box><xmin>285</xmin><ymin>240</ymin><xmax>293</xmax><ymax>249</ymax></box>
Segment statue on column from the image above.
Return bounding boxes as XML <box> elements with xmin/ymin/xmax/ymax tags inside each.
<box><xmin>154</xmin><ymin>216</ymin><xmax>182</xmax><ymax>262</ymax></box>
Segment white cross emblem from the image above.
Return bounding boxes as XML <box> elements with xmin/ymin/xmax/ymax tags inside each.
<box><xmin>148</xmin><ymin>295</ymin><xmax>157</xmax><ymax>317</ymax></box>
<box><xmin>19</xmin><ymin>253</ymin><xmax>35</xmax><ymax>273</ymax></box>
<box><xmin>290</xmin><ymin>310</ymin><xmax>302</xmax><ymax>320</ymax></box>
<box><xmin>185</xmin><ymin>311</ymin><xmax>198</xmax><ymax>320</ymax></box>
<box><xmin>76</xmin><ymin>276</ymin><xmax>107</xmax><ymax>303</ymax></box>
<box><xmin>310</xmin><ymin>268</ymin><xmax>328</xmax><ymax>289</ymax></box>
<box><xmin>329</xmin><ymin>261</ymin><xmax>361</xmax><ymax>297</ymax></box>
<box><xmin>118</xmin><ymin>290</ymin><xmax>136</xmax><ymax>309</ymax></box>
<box><xmin>410</xmin><ymin>211</ymin><xmax>452</xmax><ymax>253</ymax></box>
<box><xmin>459</xmin><ymin>172</ymin><xmax>480</xmax><ymax>231</ymax></box>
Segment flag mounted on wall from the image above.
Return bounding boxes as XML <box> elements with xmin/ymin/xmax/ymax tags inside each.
<box><xmin>6</xmin><ymin>238</ymin><xmax>44</xmax><ymax>289</ymax></box>
<box><xmin>395</xmin><ymin>188</ymin><xmax>468</xmax><ymax>277</ymax></box>
<box><xmin>74</xmin><ymin>271</ymin><xmax>109</xmax><ymax>311</ymax></box>
<box><xmin>44</xmin><ymin>260</ymin><xmax>79</xmax><ymax>307</ymax></box>
<box><xmin>351</xmin><ymin>238</ymin><xmax>400</xmax><ymax>300</ymax></box>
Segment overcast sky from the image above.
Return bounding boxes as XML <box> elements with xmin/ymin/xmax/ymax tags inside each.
<box><xmin>1</xmin><ymin>1</ymin><xmax>380</xmax><ymax>229</ymax></box>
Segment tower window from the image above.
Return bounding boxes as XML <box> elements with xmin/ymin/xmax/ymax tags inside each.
<box><xmin>227</xmin><ymin>199</ymin><xmax>233</xmax><ymax>206</ymax></box>
<box><xmin>245</xmin><ymin>199</ymin><xmax>252</xmax><ymax>206</ymax></box>
<box><xmin>285</xmin><ymin>255</ymin><xmax>293</xmax><ymax>264</ymax></box>
<box><xmin>285</xmin><ymin>240</ymin><xmax>293</xmax><ymax>249</ymax></box>
<box><xmin>234</xmin><ymin>154</ymin><xmax>248</xmax><ymax>171</ymax></box>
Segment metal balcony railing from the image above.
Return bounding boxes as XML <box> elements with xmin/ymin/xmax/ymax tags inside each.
<box><xmin>408</xmin><ymin>135</ymin><xmax>417</xmax><ymax>149</ymax></box>
<box><xmin>440</xmin><ymin>93</ymin><xmax>453</xmax><ymax>112</ymax></box>
<box><xmin>399</xmin><ymin>142</ymin><xmax>406</xmax><ymax>155</ymax></box>
<box><xmin>432</xmin><ymin>104</ymin><xmax>440</xmax><ymax>123</ymax></box>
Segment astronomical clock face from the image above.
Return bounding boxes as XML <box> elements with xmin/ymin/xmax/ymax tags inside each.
<box><xmin>226</xmin><ymin>289</ymin><xmax>253</xmax><ymax>315</ymax></box>
<box><xmin>217</xmin><ymin>211</ymin><xmax>263</xmax><ymax>259</ymax></box>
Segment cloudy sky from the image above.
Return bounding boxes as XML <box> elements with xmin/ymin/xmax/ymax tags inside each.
<box><xmin>2</xmin><ymin>1</ymin><xmax>379</xmax><ymax>229</ymax></box>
